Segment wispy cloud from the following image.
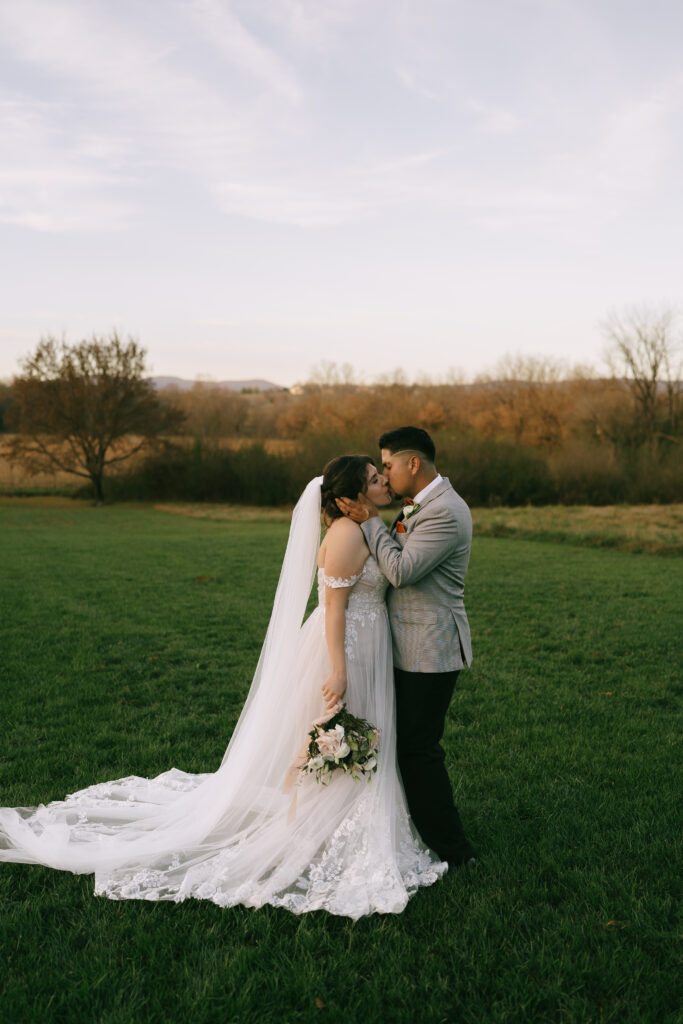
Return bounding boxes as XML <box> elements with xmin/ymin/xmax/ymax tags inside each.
<box><xmin>396</xmin><ymin>67</ymin><xmax>440</xmax><ymax>102</ymax></box>
<box><xmin>1</xmin><ymin>0</ymin><xmax>681</xmax><ymax>235</ymax></box>
<box><xmin>214</xmin><ymin>178</ymin><xmax>371</xmax><ymax>226</ymax></box>
<box><xmin>189</xmin><ymin>0</ymin><xmax>302</xmax><ymax>103</ymax></box>
<box><xmin>595</xmin><ymin>75</ymin><xmax>683</xmax><ymax>193</ymax></box>
<box><xmin>1</xmin><ymin>0</ymin><xmax>682</xmax><ymax>384</ymax></box>
<box><xmin>270</xmin><ymin>0</ymin><xmax>364</xmax><ymax>49</ymax></box>
<box><xmin>0</xmin><ymin>0</ymin><xmax>275</xmax><ymax>228</ymax></box>
<box><xmin>465</xmin><ymin>98</ymin><xmax>523</xmax><ymax>137</ymax></box>
<box><xmin>0</xmin><ymin>96</ymin><xmax>137</xmax><ymax>231</ymax></box>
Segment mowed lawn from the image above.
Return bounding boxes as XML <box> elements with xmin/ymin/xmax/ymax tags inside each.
<box><xmin>0</xmin><ymin>500</ymin><xmax>680</xmax><ymax>1024</ymax></box>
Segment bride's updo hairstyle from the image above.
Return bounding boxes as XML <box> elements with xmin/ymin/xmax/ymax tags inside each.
<box><xmin>321</xmin><ymin>454</ymin><xmax>375</xmax><ymax>526</ymax></box>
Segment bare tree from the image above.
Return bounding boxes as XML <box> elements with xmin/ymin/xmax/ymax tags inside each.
<box><xmin>9</xmin><ymin>333</ymin><xmax>185</xmax><ymax>501</ymax></box>
<box><xmin>602</xmin><ymin>305</ymin><xmax>681</xmax><ymax>451</ymax></box>
<box><xmin>308</xmin><ymin>361</ymin><xmax>358</xmax><ymax>387</ymax></box>
<box><xmin>164</xmin><ymin>381</ymin><xmax>249</xmax><ymax>439</ymax></box>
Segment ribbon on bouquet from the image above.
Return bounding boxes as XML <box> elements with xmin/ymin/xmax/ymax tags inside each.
<box><xmin>282</xmin><ymin>743</ymin><xmax>310</xmax><ymax>825</ymax></box>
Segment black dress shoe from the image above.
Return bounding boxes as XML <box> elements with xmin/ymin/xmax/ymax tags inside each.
<box><xmin>446</xmin><ymin>856</ymin><xmax>477</xmax><ymax>873</ymax></box>
<box><xmin>445</xmin><ymin>845</ymin><xmax>477</xmax><ymax>872</ymax></box>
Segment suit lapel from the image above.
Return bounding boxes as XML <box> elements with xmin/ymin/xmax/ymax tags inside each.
<box><xmin>416</xmin><ymin>477</ymin><xmax>452</xmax><ymax>511</ymax></box>
<box><xmin>404</xmin><ymin>478</ymin><xmax>452</xmax><ymax>530</ymax></box>
<box><xmin>389</xmin><ymin>478</ymin><xmax>453</xmax><ymax>534</ymax></box>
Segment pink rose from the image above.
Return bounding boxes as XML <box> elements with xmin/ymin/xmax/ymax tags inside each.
<box><xmin>316</xmin><ymin>724</ymin><xmax>350</xmax><ymax>761</ymax></box>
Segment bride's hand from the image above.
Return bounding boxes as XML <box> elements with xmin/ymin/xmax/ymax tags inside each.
<box><xmin>321</xmin><ymin>669</ymin><xmax>347</xmax><ymax>708</ymax></box>
<box><xmin>336</xmin><ymin>493</ymin><xmax>378</xmax><ymax>523</ymax></box>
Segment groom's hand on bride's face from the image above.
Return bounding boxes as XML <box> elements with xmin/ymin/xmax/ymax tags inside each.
<box><xmin>335</xmin><ymin>493</ymin><xmax>378</xmax><ymax>523</ymax></box>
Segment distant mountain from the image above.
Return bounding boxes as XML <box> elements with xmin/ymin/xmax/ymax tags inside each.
<box><xmin>150</xmin><ymin>376</ymin><xmax>283</xmax><ymax>392</ymax></box>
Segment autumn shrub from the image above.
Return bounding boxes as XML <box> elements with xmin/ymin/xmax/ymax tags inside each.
<box><xmin>101</xmin><ymin>425</ymin><xmax>683</xmax><ymax>507</ymax></box>
<box><xmin>105</xmin><ymin>441</ymin><xmax>291</xmax><ymax>504</ymax></box>
<box><xmin>548</xmin><ymin>444</ymin><xmax>629</xmax><ymax>504</ymax></box>
<box><xmin>434</xmin><ymin>434</ymin><xmax>556</xmax><ymax>506</ymax></box>
<box><xmin>622</xmin><ymin>446</ymin><xmax>683</xmax><ymax>504</ymax></box>
<box><xmin>107</xmin><ymin>431</ymin><xmax>554</xmax><ymax>506</ymax></box>
<box><xmin>106</xmin><ymin>434</ymin><xmax>380</xmax><ymax>504</ymax></box>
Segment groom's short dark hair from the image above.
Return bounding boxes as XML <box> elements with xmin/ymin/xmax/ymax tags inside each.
<box><xmin>378</xmin><ymin>426</ymin><xmax>436</xmax><ymax>463</ymax></box>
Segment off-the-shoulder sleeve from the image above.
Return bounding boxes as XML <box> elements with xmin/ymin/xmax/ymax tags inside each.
<box><xmin>320</xmin><ymin>571</ymin><xmax>360</xmax><ymax>589</ymax></box>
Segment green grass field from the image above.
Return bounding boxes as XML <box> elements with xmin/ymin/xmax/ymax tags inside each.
<box><xmin>153</xmin><ymin>500</ymin><xmax>683</xmax><ymax>556</ymax></box>
<box><xmin>0</xmin><ymin>501</ymin><xmax>680</xmax><ymax>1024</ymax></box>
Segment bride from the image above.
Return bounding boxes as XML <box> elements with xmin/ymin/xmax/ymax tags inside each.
<box><xmin>0</xmin><ymin>456</ymin><xmax>447</xmax><ymax>919</ymax></box>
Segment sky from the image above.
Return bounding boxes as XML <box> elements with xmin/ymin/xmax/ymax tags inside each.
<box><xmin>0</xmin><ymin>0</ymin><xmax>681</xmax><ymax>387</ymax></box>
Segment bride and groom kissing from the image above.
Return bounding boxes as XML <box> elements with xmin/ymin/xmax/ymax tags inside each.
<box><xmin>330</xmin><ymin>425</ymin><xmax>475</xmax><ymax>874</ymax></box>
<box><xmin>0</xmin><ymin>425</ymin><xmax>475</xmax><ymax>920</ymax></box>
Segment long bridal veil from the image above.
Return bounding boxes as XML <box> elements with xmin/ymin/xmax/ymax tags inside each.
<box><xmin>0</xmin><ymin>478</ymin><xmax>326</xmax><ymax>878</ymax></box>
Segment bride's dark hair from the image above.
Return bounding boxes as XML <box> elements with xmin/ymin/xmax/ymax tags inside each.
<box><xmin>321</xmin><ymin>454</ymin><xmax>375</xmax><ymax>526</ymax></box>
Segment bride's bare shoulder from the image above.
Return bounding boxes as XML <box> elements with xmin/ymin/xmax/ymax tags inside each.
<box><xmin>325</xmin><ymin>516</ymin><xmax>365</xmax><ymax>545</ymax></box>
<box><xmin>320</xmin><ymin>517</ymin><xmax>367</xmax><ymax>574</ymax></box>
<box><xmin>327</xmin><ymin>514</ymin><xmax>362</xmax><ymax>533</ymax></box>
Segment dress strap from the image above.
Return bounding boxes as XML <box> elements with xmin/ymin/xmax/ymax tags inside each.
<box><xmin>319</xmin><ymin>569</ymin><xmax>360</xmax><ymax>589</ymax></box>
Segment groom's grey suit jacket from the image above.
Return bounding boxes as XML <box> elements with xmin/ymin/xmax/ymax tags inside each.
<box><xmin>361</xmin><ymin>478</ymin><xmax>472</xmax><ymax>673</ymax></box>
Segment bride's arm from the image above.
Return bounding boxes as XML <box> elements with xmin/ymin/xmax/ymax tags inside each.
<box><xmin>320</xmin><ymin>519</ymin><xmax>367</xmax><ymax>708</ymax></box>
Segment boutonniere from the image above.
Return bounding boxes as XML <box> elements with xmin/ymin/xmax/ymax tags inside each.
<box><xmin>403</xmin><ymin>501</ymin><xmax>421</xmax><ymax>521</ymax></box>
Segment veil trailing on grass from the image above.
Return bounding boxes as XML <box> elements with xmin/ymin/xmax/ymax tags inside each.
<box><xmin>0</xmin><ymin>474</ymin><xmax>445</xmax><ymax>918</ymax></box>
<box><xmin>0</xmin><ymin>478</ymin><xmax>324</xmax><ymax>871</ymax></box>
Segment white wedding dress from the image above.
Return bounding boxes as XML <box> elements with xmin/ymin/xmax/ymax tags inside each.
<box><xmin>0</xmin><ymin>478</ymin><xmax>446</xmax><ymax>919</ymax></box>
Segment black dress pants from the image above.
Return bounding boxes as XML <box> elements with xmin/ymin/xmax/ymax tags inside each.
<box><xmin>394</xmin><ymin>666</ymin><xmax>470</xmax><ymax>862</ymax></box>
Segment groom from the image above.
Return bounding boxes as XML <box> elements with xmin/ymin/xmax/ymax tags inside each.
<box><xmin>337</xmin><ymin>426</ymin><xmax>475</xmax><ymax>870</ymax></box>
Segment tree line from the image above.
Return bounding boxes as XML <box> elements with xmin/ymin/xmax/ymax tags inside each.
<box><xmin>1</xmin><ymin>307</ymin><xmax>680</xmax><ymax>505</ymax></box>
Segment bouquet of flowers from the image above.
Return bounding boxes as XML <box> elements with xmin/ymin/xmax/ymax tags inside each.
<box><xmin>302</xmin><ymin>702</ymin><xmax>380</xmax><ymax>785</ymax></box>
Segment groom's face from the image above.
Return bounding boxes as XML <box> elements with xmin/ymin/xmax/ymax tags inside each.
<box><xmin>380</xmin><ymin>448</ymin><xmax>416</xmax><ymax>500</ymax></box>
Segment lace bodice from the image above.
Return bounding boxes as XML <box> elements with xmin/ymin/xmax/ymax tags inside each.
<box><xmin>317</xmin><ymin>554</ymin><xmax>388</xmax><ymax>603</ymax></box>
<box><xmin>317</xmin><ymin>556</ymin><xmax>389</xmax><ymax>658</ymax></box>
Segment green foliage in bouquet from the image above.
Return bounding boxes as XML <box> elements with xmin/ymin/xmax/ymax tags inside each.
<box><xmin>303</xmin><ymin>703</ymin><xmax>380</xmax><ymax>785</ymax></box>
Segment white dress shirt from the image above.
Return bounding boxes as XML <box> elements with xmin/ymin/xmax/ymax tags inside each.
<box><xmin>412</xmin><ymin>473</ymin><xmax>443</xmax><ymax>506</ymax></box>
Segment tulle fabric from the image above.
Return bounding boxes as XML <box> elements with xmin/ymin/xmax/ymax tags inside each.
<box><xmin>0</xmin><ymin>479</ymin><xmax>446</xmax><ymax>919</ymax></box>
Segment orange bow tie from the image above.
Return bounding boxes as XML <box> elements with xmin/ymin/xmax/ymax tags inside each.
<box><xmin>395</xmin><ymin>496</ymin><xmax>414</xmax><ymax>533</ymax></box>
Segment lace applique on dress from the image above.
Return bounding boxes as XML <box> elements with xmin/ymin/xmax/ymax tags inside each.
<box><xmin>343</xmin><ymin>593</ymin><xmax>385</xmax><ymax>658</ymax></box>
<box><xmin>318</xmin><ymin>558</ymin><xmax>389</xmax><ymax>659</ymax></box>
<box><xmin>319</xmin><ymin>571</ymin><xmax>360</xmax><ymax>589</ymax></box>
<box><xmin>267</xmin><ymin>792</ymin><xmax>444</xmax><ymax>917</ymax></box>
